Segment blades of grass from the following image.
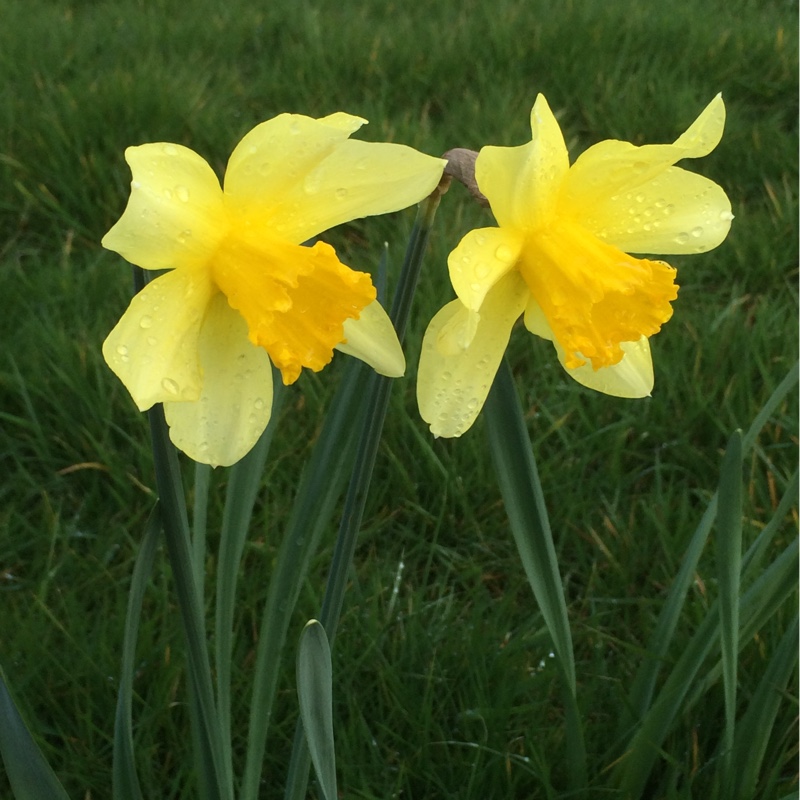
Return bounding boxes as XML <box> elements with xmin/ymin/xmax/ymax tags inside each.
<box><xmin>618</xmin><ymin>495</ymin><xmax>718</xmax><ymax>739</ymax></box>
<box><xmin>617</xmin><ymin>535</ymin><xmax>798</xmax><ymax>798</ymax></box>
<box><xmin>283</xmin><ymin>194</ymin><xmax>443</xmax><ymax>800</ymax></box>
<box><xmin>240</xmin><ymin>360</ymin><xmax>367</xmax><ymax>800</ymax></box>
<box><xmin>0</xmin><ymin>669</ymin><xmax>70</xmax><ymax>800</ymax></box>
<box><xmin>741</xmin><ymin>361</ymin><xmax>798</xmax><ymax>453</ymax></box>
<box><xmin>483</xmin><ymin>356</ymin><xmax>586</xmax><ymax>791</ymax></box>
<box><xmin>731</xmin><ymin>612</ymin><xmax>798</xmax><ymax>800</ymax></box>
<box><xmin>214</xmin><ymin>373</ymin><xmax>284</xmax><ymax>788</ymax></box>
<box><xmin>741</xmin><ymin>468</ymin><xmax>798</xmax><ymax>577</ymax></box>
<box><xmin>296</xmin><ymin>621</ymin><xmax>337</xmax><ymax>800</ymax></box>
<box><xmin>147</xmin><ymin>403</ymin><xmax>231</xmax><ymax>800</ymax></box>
<box><xmin>621</xmin><ymin>364</ymin><xmax>798</xmax><ymax>740</ymax></box>
<box><xmin>192</xmin><ymin>462</ymin><xmax>211</xmax><ymax>608</ymax></box>
<box><xmin>715</xmin><ymin>430</ymin><xmax>743</xmax><ymax>781</ymax></box>
<box><xmin>112</xmin><ymin>504</ymin><xmax>160</xmax><ymax>800</ymax></box>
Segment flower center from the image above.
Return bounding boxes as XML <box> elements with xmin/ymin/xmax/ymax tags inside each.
<box><xmin>519</xmin><ymin>221</ymin><xmax>678</xmax><ymax>369</ymax></box>
<box><xmin>211</xmin><ymin>232</ymin><xmax>376</xmax><ymax>384</ymax></box>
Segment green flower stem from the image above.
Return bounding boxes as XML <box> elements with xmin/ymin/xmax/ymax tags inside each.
<box><xmin>214</xmin><ymin>375</ymin><xmax>284</xmax><ymax>793</ymax></box>
<box><xmin>283</xmin><ymin>194</ymin><xmax>441</xmax><ymax>800</ymax></box>
<box><xmin>147</xmin><ymin>404</ymin><xmax>233</xmax><ymax>800</ymax></box>
<box><xmin>134</xmin><ymin>269</ymin><xmax>231</xmax><ymax>800</ymax></box>
<box><xmin>239</xmin><ymin>362</ymin><xmax>367</xmax><ymax>800</ymax></box>
<box><xmin>192</xmin><ymin>462</ymin><xmax>211</xmax><ymax>608</ymax></box>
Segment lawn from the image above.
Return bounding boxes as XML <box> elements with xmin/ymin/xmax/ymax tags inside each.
<box><xmin>0</xmin><ymin>0</ymin><xmax>797</xmax><ymax>797</ymax></box>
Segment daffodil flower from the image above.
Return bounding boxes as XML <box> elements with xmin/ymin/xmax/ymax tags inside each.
<box><xmin>418</xmin><ymin>95</ymin><xmax>732</xmax><ymax>438</ymax></box>
<box><xmin>102</xmin><ymin>112</ymin><xmax>445</xmax><ymax>466</ymax></box>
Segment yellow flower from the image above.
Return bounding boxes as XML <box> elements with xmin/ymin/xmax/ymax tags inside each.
<box><xmin>418</xmin><ymin>95</ymin><xmax>732</xmax><ymax>438</ymax></box>
<box><xmin>103</xmin><ymin>112</ymin><xmax>445</xmax><ymax>466</ymax></box>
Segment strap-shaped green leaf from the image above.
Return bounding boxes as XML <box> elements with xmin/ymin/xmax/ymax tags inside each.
<box><xmin>297</xmin><ymin>621</ymin><xmax>337</xmax><ymax>800</ymax></box>
<box><xmin>0</xmin><ymin>668</ymin><xmax>70</xmax><ymax>800</ymax></box>
<box><xmin>483</xmin><ymin>356</ymin><xmax>586</xmax><ymax>790</ymax></box>
<box><xmin>731</xmin><ymin>613</ymin><xmax>798</xmax><ymax>800</ymax></box>
<box><xmin>716</xmin><ymin>430</ymin><xmax>743</xmax><ymax>778</ymax></box>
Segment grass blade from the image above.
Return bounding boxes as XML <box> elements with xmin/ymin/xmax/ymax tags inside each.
<box><xmin>715</xmin><ymin>429</ymin><xmax>743</xmax><ymax>779</ymax></box>
<box><xmin>617</xmin><ymin>535</ymin><xmax>798</xmax><ymax>797</ymax></box>
<box><xmin>731</xmin><ymin>612</ymin><xmax>798</xmax><ymax>800</ymax></box>
<box><xmin>112</xmin><ymin>504</ymin><xmax>160</xmax><ymax>800</ymax></box>
<box><xmin>483</xmin><ymin>356</ymin><xmax>586</xmax><ymax>790</ymax></box>
<box><xmin>297</xmin><ymin>621</ymin><xmax>337</xmax><ymax>800</ymax></box>
<box><xmin>0</xmin><ymin>668</ymin><xmax>70</xmax><ymax>800</ymax></box>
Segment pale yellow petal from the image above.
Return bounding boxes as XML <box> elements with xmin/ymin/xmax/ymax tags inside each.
<box><xmin>579</xmin><ymin>166</ymin><xmax>733</xmax><ymax>254</ymax></box>
<box><xmin>335</xmin><ymin>299</ymin><xmax>405</xmax><ymax>377</ymax></box>
<box><xmin>555</xmin><ymin>336</ymin><xmax>654</xmax><ymax>398</ymax></box>
<box><xmin>267</xmin><ymin>139</ymin><xmax>446</xmax><ymax>243</ymax></box>
<box><xmin>223</xmin><ymin>113</ymin><xmax>366</xmax><ymax>225</ymax></box>
<box><xmin>672</xmin><ymin>94</ymin><xmax>726</xmax><ymax>158</ymax></box>
<box><xmin>164</xmin><ymin>294</ymin><xmax>274</xmax><ymax>467</ymax></box>
<box><xmin>476</xmin><ymin>94</ymin><xmax>569</xmax><ymax>230</ymax></box>
<box><xmin>102</xmin><ymin>143</ymin><xmax>227</xmax><ymax>271</ymax></box>
<box><xmin>562</xmin><ymin>96</ymin><xmax>727</xmax><ymax>219</ymax></box>
<box><xmin>522</xmin><ymin>295</ymin><xmax>555</xmax><ymax>341</ymax></box>
<box><xmin>448</xmin><ymin>226</ymin><xmax>523</xmax><ymax>311</ymax></box>
<box><xmin>417</xmin><ymin>272</ymin><xmax>528</xmax><ymax>438</ymax></box>
<box><xmin>102</xmin><ymin>268</ymin><xmax>215</xmax><ymax>410</ymax></box>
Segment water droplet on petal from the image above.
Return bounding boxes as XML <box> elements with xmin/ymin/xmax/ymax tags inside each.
<box><xmin>116</xmin><ymin>345</ymin><xmax>128</xmax><ymax>356</ymax></box>
<box><xmin>146</xmin><ymin>336</ymin><xmax>158</xmax><ymax>346</ymax></box>
<box><xmin>690</xmin><ymin>226</ymin><xmax>703</xmax><ymax>238</ymax></box>
<box><xmin>335</xmin><ymin>187</ymin><xmax>348</xmax><ymax>200</ymax></box>
<box><xmin>254</xmin><ymin>398</ymin><xmax>265</xmax><ymax>410</ymax></box>
<box><xmin>175</xmin><ymin>185</ymin><xmax>190</xmax><ymax>202</ymax></box>
<box><xmin>494</xmin><ymin>244</ymin><xmax>514</xmax><ymax>263</ymax></box>
<box><xmin>474</xmin><ymin>262</ymin><xmax>491</xmax><ymax>279</ymax></box>
<box><xmin>161</xmin><ymin>378</ymin><xmax>180</xmax><ymax>395</ymax></box>
<box><xmin>140</xmin><ymin>315</ymin><xmax>153</xmax><ymax>329</ymax></box>
<box><xmin>719</xmin><ymin>210</ymin><xmax>734</xmax><ymax>222</ymax></box>
<box><xmin>675</xmin><ymin>232</ymin><xmax>690</xmax><ymax>245</ymax></box>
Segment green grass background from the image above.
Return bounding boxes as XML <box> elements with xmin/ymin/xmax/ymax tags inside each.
<box><xmin>0</xmin><ymin>0</ymin><xmax>797</xmax><ymax>797</ymax></box>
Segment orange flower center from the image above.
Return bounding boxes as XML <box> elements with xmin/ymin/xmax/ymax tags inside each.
<box><xmin>211</xmin><ymin>232</ymin><xmax>376</xmax><ymax>384</ymax></box>
<box><xmin>518</xmin><ymin>221</ymin><xmax>678</xmax><ymax>369</ymax></box>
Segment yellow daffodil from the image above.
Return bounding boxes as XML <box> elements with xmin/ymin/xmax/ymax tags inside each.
<box><xmin>418</xmin><ymin>94</ymin><xmax>732</xmax><ymax>438</ymax></box>
<box><xmin>103</xmin><ymin>112</ymin><xmax>445</xmax><ymax>466</ymax></box>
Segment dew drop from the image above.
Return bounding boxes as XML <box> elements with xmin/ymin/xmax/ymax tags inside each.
<box><xmin>175</xmin><ymin>185</ymin><xmax>190</xmax><ymax>202</ymax></box>
<box><xmin>663</xmin><ymin>204</ymin><xmax>675</xmax><ymax>216</ymax></box>
<box><xmin>441</xmin><ymin>371</ymin><xmax>452</xmax><ymax>381</ymax></box>
<box><xmin>163</xmin><ymin>188</ymin><xmax>173</xmax><ymax>200</ymax></box>
<box><xmin>675</xmin><ymin>232</ymin><xmax>690</xmax><ymax>245</ymax></box>
<box><xmin>139</xmin><ymin>315</ymin><xmax>153</xmax><ymax>329</ymax></box>
<box><xmin>719</xmin><ymin>210</ymin><xmax>734</xmax><ymax>222</ymax></box>
<box><xmin>335</xmin><ymin>187</ymin><xmax>348</xmax><ymax>200</ymax></box>
<box><xmin>178</xmin><ymin>229</ymin><xmax>192</xmax><ymax>244</ymax></box>
<box><xmin>474</xmin><ymin>262</ymin><xmax>491</xmax><ymax>279</ymax></box>
<box><xmin>162</xmin><ymin>144</ymin><xmax>178</xmax><ymax>155</ymax></box>
<box><xmin>474</xmin><ymin>233</ymin><xmax>486</xmax><ymax>246</ymax></box>
<box><xmin>248</xmin><ymin>145</ymin><xmax>258</xmax><ymax>155</ymax></box>
<box><xmin>161</xmin><ymin>378</ymin><xmax>180</xmax><ymax>395</ymax></box>
<box><xmin>690</xmin><ymin>226</ymin><xmax>703</xmax><ymax>238</ymax></box>
<box><xmin>254</xmin><ymin>398</ymin><xmax>265</xmax><ymax>410</ymax></box>
<box><xmin>115</xmin><ymin>344</ymin><xmax>129</xmax><ymax>356</ymax></box>
<box><xmin>494</xmin><ymin>244</ymin><xmax>514</xmax><ymax>262</ymax></box>
<box><xmin>635</xmin><ymin>193</ymin><xmax>645</xmax><ymax>203</ymax></box>
<box><xmin>470</xmin><ymin>281</ymin><xmax>481</xmax><ymax>293</ymax></box>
